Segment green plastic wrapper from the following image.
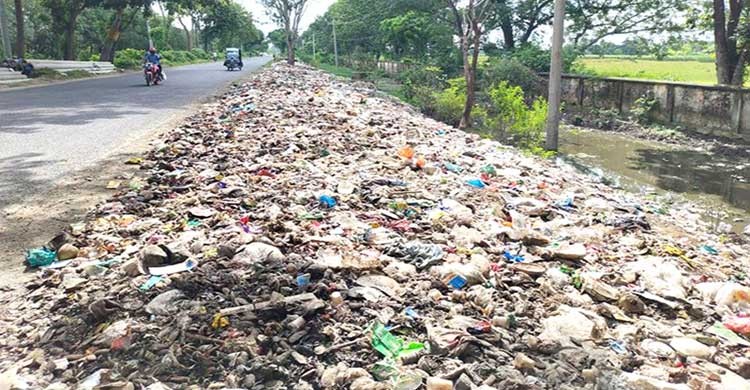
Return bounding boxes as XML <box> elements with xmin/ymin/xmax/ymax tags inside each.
<box><xmin>371</xmin><ymin>322</ymin><xmax>425</xmax><ymax>359</ymax></box>
<box><xmin>26</xmin><ymin>248</ymin><xmax>57</xmax><ymax>268</ymax></box>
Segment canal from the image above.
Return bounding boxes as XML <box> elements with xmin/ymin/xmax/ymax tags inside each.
<box><xmin>559</xmin><ymin>128</ymin><xmax>750</xmax><ymax>233</ymax></box>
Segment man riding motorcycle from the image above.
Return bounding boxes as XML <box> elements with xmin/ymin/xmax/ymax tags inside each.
<box><xmin>143</xmin><ymin>47</ymin><xmax>164</xmax><ymax>80</ymax></box>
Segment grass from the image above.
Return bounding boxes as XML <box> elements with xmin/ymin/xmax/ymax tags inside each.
<box><xmin>310</xmin><ymin>61</ymin><xmax>409</xmax><ymax>101</ymax></box>
<box><xmin>576</xmin><ymin>57</ymin><xmax>721</xmax><ymax>85</ymax></box>
<box><xmin>30</xmin><ymin>68</ymin><xmax>96</xmax><ymax>80</ymax></box>
<box><xmin>315</xmin><ymin>62</ymin><xmax>355</xmax><ymax>78</ymax></box>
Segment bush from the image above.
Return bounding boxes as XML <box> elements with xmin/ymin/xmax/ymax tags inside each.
<box><xmin>432</xmin><ymin>77</ymin><xmax>488</xmax><ymax>128</ymax></box>
<box><xmin>487</xmin><ymin>81</ymin><xmax>549</xmax><ymax>154</ymax></box>
<box><xmin>480</xmin><ymin>58</ymin><xmax>544</xmax><ymax>99</ymax></box>
<box><xmin>398</xmin><ymin>65</ymin><xmax>448</xmax><ymax>111</ymax></box>
<box><xmin>509</xmin><ymin>44</ymin><xmax>579</xmax><ymax>73</ymax></box>
<box><xmin>114</xmin><ymin>48</ymin><xmax>210</xmax><ymax>69</ymax></box>
<box><xmin>433</xmin><ymin>77</ymin><xmax>466</xmax><ymax>126</ymax></box>
<box><xmin>114</xmin><ymin>48</ymin><xmax>143</xmax><ymax>69</ymax></box>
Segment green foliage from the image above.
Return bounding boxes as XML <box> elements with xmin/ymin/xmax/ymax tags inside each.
<box><xmin>507</xmin><ymin>44</ymin><xmax>578</xmax><ymax>73</ymax></box>
<box><xmin>113</xmin><ymin>47</ymin><xmax>209</xmax><ymax>69</ymax></box>
<box><xmin>433</xmin><ymin>78</ymin><xmax>467</xmax><ymax>126</ymax></box>
<box><xmin>113</xmin><ymin>48</ymin><xmax>143</xmax><ymax>69</ymax></box>
<box><xmin>631</xmin><ymin>94</ymin><xmax>657</xmax><ymax>124</ymax></box>
<box><xmin>486</xmin><ymin>81</ymin><xmax>549</xmax><ymax>154</ymax></box>
<box><xmin>397</xmin><ymin>66</ymin><xmax>448</xmax><ymax>115</ymax></box>
<box><xmin>6</xmin><ymin>0</ymin><xmax>261</xmax><ymax>62</ymax></box>
<box><xmin>479</xmin><ymin>58</ymin><xmax>543</xmax><ymax>98</ymax></box>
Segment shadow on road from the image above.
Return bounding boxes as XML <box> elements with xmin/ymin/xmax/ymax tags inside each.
<box><xmin>0</xmin><ymin>106</ymin><xmax>147</xmax><ymax>134</ymax></box>
<box><xmin>0</xmin><ymin>153</ymin><xmax>63</xmax><ymax>205</ymax></box>
<box><xmin>0</xmin><ymin>151</ymin><xmax>146</xmax><ymax>288</ymax></box>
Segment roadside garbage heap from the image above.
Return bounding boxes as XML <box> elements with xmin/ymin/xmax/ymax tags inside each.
<box><xmin>2</xmin><ymin>63</ymin><xmax>750</xmax><ymax>390</ymax></box>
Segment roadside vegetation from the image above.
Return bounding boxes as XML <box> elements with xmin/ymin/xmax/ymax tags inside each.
<box><xmin>114</xmin><ymin>48</ymin><xmax>212</xmax><ymax>69</ymax></box>
<box><xmin>1</xmin><ymin>0</ymin><xmax>265</xmax><ymax>66</ymax></box>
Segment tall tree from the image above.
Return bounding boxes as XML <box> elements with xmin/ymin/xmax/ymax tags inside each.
<box><xmin>0</xmin><ymin>0</ymin><xmax>10</xmax><ymax>57</ymax></box>
<box><xmin>99</xmin><ymin>0</ymin><xmax>151</xmax><ymax>62</ymax></box>
<box><xmin>261</xmin><ymin>0</ymin><xmax>308</xmax><ymax>65</ymax></box>
<box><xmin>712</xmin><ymin>0</ymin><xmax>749</xmax><ymax>85</ymax></box>
<box><xmin>444</xmin><ymin>0</ymin><xmax>497</xmax><ymax>129</ymax></box>
<box><xmin>43</xmin><ymin>0</ymin><xmax>100</xmax><ymax>59</ymax></box>
<box><xmin>13</xmin><ymin>0</ymin><xmax>23</xmax><ymax>57</ymax></box>
<box><xmin>492</xmin><ymin>0</ymin><xmax>687</xmax><ymax>50</ymax></box>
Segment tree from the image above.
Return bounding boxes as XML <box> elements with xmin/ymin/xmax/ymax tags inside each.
<box><xmin>203</xmin><ymin>0</ymin><xmax>261</xmax><ymax>51</ymax></box>
<box><xmin>444</xmin><ymin>0</ymin><xmax>497</xmax><ymax>129</ymax></box>
<box><xmin>13</xmin><ymin>0</ymin><xmax>23</xmax><ymax>57</ymax></box>
<box><xmin>712</xmin><ymin>0</ymin><xmax>749</xmax><ymax>85</ymax></box>
<box><xmin>493</xmin><ymin>0</ymin><xmax>688</xmax><ymax>51</ymax></box>
<box><xmin>0</xmin><ymin>0</ymin><xmax>10</xmax><ymax>57</ymax></box>
<box><xmin>261</xmin><ymin>0</ymin><xmax>308</xmax><ymax>65</ymax></box>
<box><xmin>165</xmin><ymin>0</ymin><xmax>202</xmax><ymax>50</ymax></box>
<box><xmin>43</xmin><ymin>0</ymin><xmax>101</xmax><ymax>59</ymax></box>
<box><xmin>267</xmin><ymin>28</ymin><xmax>287</xmax><ymax>53</ymax></box>
<box><xmin>99</xmin><ymin>0</ymin><xmax>151</xmax><ymax>61</ymax></box>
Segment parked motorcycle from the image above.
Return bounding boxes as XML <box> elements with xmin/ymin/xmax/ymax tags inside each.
<box><xmin>144</xmin><ymin>63</ymin><xmax>164</xmax><ymax>86</ymax></box>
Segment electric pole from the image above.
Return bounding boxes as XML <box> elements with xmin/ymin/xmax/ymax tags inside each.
<box><xmin>332</xmin><ymin>18</ymin><xmax>338</xmax><ymax>67</ymax></box>
<box><xmin>146</xmin><ymin>18</ymin><xmax>153</xmax><ymax>48</ymax></box>
<box><xmin>545</xmin><ymin>0</ymin><xmax>565</xmax><ymax>151</ymax></box>
<box><xmin>312</xmin><ymin>33</ymin><xmax>316</xmax><ymax>63</ymax></box>
<box><xmin>0</xmin><ymin>0</ymin><xmax>12</xmax><ymax>59</ymax></box>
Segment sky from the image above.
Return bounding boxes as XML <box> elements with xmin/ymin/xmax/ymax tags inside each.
<box><xmin>238</xmin><ymin>0</ymin><xmax>336</xmax><ymax>35</ymax></box>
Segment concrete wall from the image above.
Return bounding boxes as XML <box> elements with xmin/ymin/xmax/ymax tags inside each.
<box><xmin>556</xmin><ymin>74</ymin><xmax>750</xmax><ymax>140</ymax></box>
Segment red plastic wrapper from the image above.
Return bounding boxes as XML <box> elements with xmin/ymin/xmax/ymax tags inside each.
<box><xmin>724</xmin><ymin>316</ymin><xmax>750</xmax><ymax>334</ymax></box>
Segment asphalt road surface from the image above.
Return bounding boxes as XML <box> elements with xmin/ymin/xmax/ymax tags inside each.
<box><xmin>0</xmin><ymin>57</ymin><xmax>269</xmax><ymax>211</ymax></box>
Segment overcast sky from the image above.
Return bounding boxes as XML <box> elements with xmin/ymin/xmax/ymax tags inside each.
<box><xmin>238</xmin><ymin>0</ymin><xmax>336</xmax><ymax>35</ymax></box>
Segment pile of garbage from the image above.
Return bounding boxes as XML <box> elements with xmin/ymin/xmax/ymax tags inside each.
<box><xmin>1</xmin><ymin>63</ymin><xmax>750</xmax><ymax>390</ymax></box>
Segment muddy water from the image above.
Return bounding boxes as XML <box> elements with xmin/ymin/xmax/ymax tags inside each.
<box><xmin>559</xmin><ymin>128</ymin><xmax>750</xmax><ymax>233</ymax></box>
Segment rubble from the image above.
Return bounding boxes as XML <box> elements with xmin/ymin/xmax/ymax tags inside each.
<box><xmin>1</xmin><ymin>63</ymin><xmax>750</xmax><ymax>389</ymax></box>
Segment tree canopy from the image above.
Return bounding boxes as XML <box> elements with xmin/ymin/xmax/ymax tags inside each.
<box><xmin>2</xmin><ymin>0</ymin><xmax>262</xmax><ymax>61</ymax></box>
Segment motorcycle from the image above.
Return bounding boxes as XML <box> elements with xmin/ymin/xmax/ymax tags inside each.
<box><xmin>143</xmin><ymin>63</ymin><xmax>164</xmax><ymax>86</ymax></box>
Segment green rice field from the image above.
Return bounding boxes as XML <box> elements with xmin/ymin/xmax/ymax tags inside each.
<box><xmin>577</xmin><ymin>57</ymin><xmax>724</xmax><ymax>86</ymax></box>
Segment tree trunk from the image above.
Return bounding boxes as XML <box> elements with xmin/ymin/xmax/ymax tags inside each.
<box><xmin>500</xmin><ymin>15</ymin><xmax>514</xmax><ymax>49</ymax></box>
<box><xmin>714</xmin><ymin>0</ymin><xmax>733</xmax><ymax>85</ymax></box>
<box><xmin>286</xmin><ymin>27</ymin><xmax>295</xmax><ymax>65</ymax></box>
<box><xmin>13</xmin><ymin>0</ymin><xmax>23</xmax><ymax>57</ymax></box>
<box><xmin>731</xmin><ymin>46</ymin><xmax>749</xmax><ymax>86</ymax></box>
<box><xmin>63</xmin><ymin>14</ymin><xmax>79</xmax><ymax>60</ymax></box>
<box><xmin>100</xmin><ymin>8</ymin><xmax>124</xmax><ymax>62</ymax></box>
<box><xmin>177</xmin><ymin>17</ymin><xmax>191</xmax><ymax>51</ymax></box>
<box><xmin>459</xmin><ymin>32</ymin><xmax>472</xmax><ymax>129</ymax></box>
<box><xmin>0</xmin><ymin>0</ymin><xmax>11</xmax><ymax>57</ymax></box>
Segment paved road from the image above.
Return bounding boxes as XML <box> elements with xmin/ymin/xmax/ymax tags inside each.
<box><xmin>0</xmin><ymin>57</ymin><xmax>270</xmax><ymax>210</ymax></box>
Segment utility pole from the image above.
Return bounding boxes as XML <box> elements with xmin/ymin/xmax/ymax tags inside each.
<box><xmin>544</xmin><ymin>0</ymin><xmax>565</xmax><ymax>151</ymax></box>
<box><xmin>0</xmin><ymin>0</ymin><xmax>11</xmax><ymax>59</ymax></box>
<box><xmin>332</xmin><ymin>18</ymin><xmax>339</xmax><ymax>67</ymax></box>
<box><xmin>312</xmin><ymin>33</ymin><xmax>316</xmax><ymax>63</ymax></box>
<box><xmin>146</xmin><ymin>18</ymin><xmax>153</xmax><ymax>48</ymax></box>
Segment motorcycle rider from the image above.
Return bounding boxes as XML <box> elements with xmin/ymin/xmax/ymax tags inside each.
<box><xmin>143</xmin><ymin>47</ymin><xmax>164</xmax><ymax>80</ymax></box>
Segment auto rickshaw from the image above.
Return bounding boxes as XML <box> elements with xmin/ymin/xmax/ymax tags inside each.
<box><xmin>224</xmin><ymin>48</ymin><xmax>243</xmax><ymax>71</ymax></box>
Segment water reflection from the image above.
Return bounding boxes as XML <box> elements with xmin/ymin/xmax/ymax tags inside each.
<box><xmin>560</xmin><ymin>129</ymin><xmax>749</xmax><ymax>230</ymax></box>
